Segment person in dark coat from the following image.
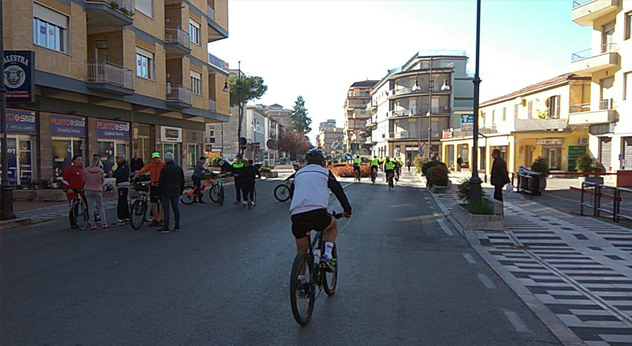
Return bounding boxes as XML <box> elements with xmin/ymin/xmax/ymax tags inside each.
<box><xmin>112</xmin><ymin>153</ymin><xmax>131</xmax><ymax>225</ymax></box>
<box><xmin>157</xmin><ymin>152</ymin><xmax>185</xmax><ymax>234</ymax></box>
<box><xmin>241</xmin><ymin>160</ymin><xmax>261</xmax><ymax>207</ymax></box>
<box><xmin>231</xmin><ymin>155</ymin><xmax>246</xmax><ymax>205</ymax></box>
<box><xmin>491</xmin><ymin>149</ymin><xmax>510</xmax><ymax>202</ymax></box>
<box><xmin>130</xmin><ymin>151</ymin><xmax>144</xmax><ymax>174</ymax></box>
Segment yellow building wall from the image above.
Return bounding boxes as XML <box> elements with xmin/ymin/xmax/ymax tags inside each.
<box><xmin>214</xmin><ymin>72</ymin><xmax>230</xmax><ymax>115</ymax></box>
<box><xmin>214</xmin><ymin>0</ymin><xmax>229</xmax><ymax>32</ymax></box>
<box><xmin>514</xmin><ymin>129</ymin><xmax>589</xmax><ymax>172</ymax></box>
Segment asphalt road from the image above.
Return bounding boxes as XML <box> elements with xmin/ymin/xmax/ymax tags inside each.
<box><xmin>1</xmin><ymin>170</ymin><xmax>562</xmax><ymax>346</ymax></box>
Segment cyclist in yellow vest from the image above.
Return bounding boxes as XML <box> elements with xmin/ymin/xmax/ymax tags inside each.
<box><xmin>353</xmin><ymin>156</ymin><xmax>362</xmax><ymax>181</ymax></box>
<box><xmin>370</xmin><ymin>156</ymin><xmax>379</xmax><ymax>177</ymax></box>
<box><xmin>232</xmin><ymin>155</ymin><xmax>246</xmax><ymax>205</ymax></box>
<box><xmin>384</xmin><ymin>157</ymin><xmax>395</xmax><ymax>185</ymax></box>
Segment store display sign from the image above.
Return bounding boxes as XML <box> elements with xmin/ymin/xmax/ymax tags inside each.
<box><xmin>51</xmin><ymin>114</ymin><xmax>87</xmax><ymax>137</ymax></box>
<box><xmin>97</xmin><ymin>120</ymin><xmax>131</xmax><ymax>139</ymax></box>
<box><xmin>568</xmin><ymin>145</ymin><xmax>586</xmax><ymax>173</ymax></box>
<box><xmin>461</xmin><ymin>114</ymin><xmax>473</xmax><ymax>130</ymax></box>
<box><xmin>536</xmin><ymin>138</ymin><xmax>564</xmax><ymax>145</ymax></box>
<box><xmin>442</xmin><ymin>128</ymin><xmax>453</xmax><ymax>139</ymax></box>
<box><xmin>6</xmin><ymin>109</ymin><xmax>37</xmax><ymax>134</ymax></box>
<box><xmin>4</xmin><ymin>51</ymin><xmax>35</xmax><ymax>103</ymax></box>
<box><xmin>161</xmin><ymin>126</ymin><xmax>182</xmax><ymax>142</ymax></box>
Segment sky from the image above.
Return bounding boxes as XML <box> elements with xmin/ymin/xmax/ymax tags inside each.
<box><xmin>211</xmin><ymin>0</ymin><xmax>592</xmax><ymax>141</ymax></box>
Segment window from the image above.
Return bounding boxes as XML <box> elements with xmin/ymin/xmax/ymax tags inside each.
<box><xmin>190</xmin><ymin>71</ymin><xmax>202</xmax><ymax>95</ymax></box>
<box><xmin>626</xmin><ymin>12</ymin><xmax>632</xmax><ymax>40</ymax></box>
<box><xmin>514</xmin><ymin>104</ymin><xmax>519</xmax><ymax>119</ymax></box>
<box><xmin>546</xmin><ymin>95</ymin><xmax>561</xmax><ymax>119</ymax></box>
<box><xmin>135</xmin><ymin>0</ymin><xmax>153</xmax><ymax>18</ymax></box>
<box><xmin>33</xmin><ymin>3</ymin><xmax>67</xmax><ymax>52</ymax></box>
<box><xmin>528</xmin><ymin>101</ymin><xmax>533</xmax><ymax>119</ymax></box>
<box><xmin>492</xmin><ymin>110</ymin><xmax>495</xmax><ymax>124</ymax></box>
<box><xmin>136</xmin><ymin>48</ymin><xmax>154</xmax><ymax>79</ymax></box>
<box><xmin>189</xmin><ymin>20</ymin><xmax>201</xmax><ymax>45</ymax></box>
<box><xmin>625</xmin><ymin>72</ymin><xmax>632</xmax><ymax>100</ymax></box>
<box><xmin>502</xmin><ymin>107</ymin><xmax>507</xmax><ymax>121</ymax></box>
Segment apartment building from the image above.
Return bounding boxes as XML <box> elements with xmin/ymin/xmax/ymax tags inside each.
<box><xmin>266</xmin><ymin>103</ymin><xmax>293</xmax><ymax>129</ymax></box>
<box><xmin>441</xmin><ymin>73</ymin><xmax>591</xmax><ymax>174</ymax></box>
<box><xmin>2</xmin><ymin>0</ymin><xmax>230</xmax><ymax>183</ymax></box>
<box><xmin>316</xmin><ymin>120</ymin><xmax>343</xmax><ymax>156</ymax></box>
<box><xmin>570</xmin><ymin>0</ymin><xmax>632</xmax><ymax>180</ymax></box>
<box><xmin>343</xmin><ymin>80</ymin><xmax>379</xmax><ymax>155</ymax></box>
<box><xmin>366</xmin><ymin>51</ymin><xmax>473</xmax><ymax>163</ymax></box>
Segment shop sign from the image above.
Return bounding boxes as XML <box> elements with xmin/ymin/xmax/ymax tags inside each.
<box><xmin>536</xmin><ymin>138</ymin><xmax>563</xmax><ymax>145</ymax></box>
<box><xmin>50</xmin><ymin>114</ymin><xmax>86</xmax><ymax>137</ymax></box>
<box><xmin>4</xmin><ymin>51</ymin><xmax>35</xmax><ymax>103</ymax></box>
<box><xmin>442</xmin><ymin>128</ymin><xmax>453</xmax><ymax>139</ymax></box>
<box><xmin>568</xmin><ymin>145</ymin><xmax>586</xmax><ymax>173</ymax></box>
<box><xmin>6</xmin><ymin>109</ymin><xmax>37</xmax><ymax>134</ymax></box>
<box><xmin>97</xmin><ymin>120</ymin><xmax>131</xmax><ymax>139</ymax></box>
<box><xmin>161</xmin><ymin>126</ymin><xmax>182</xmax><ymax>142</ymax></box>
<box><xmin>461</xmin><ymin>114</ymin><xmax>473</xmax><ymax>130</ymax></box>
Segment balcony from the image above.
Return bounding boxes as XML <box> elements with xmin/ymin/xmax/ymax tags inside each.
<box><xmin>209</xmin><ymin>99</ymin><xmax>216</xmax><ymax>112</ymax></box>
<box><xmin>207</xmin><ymin>5</ymin><xmax>215</xmax><ymax>22</ymax></box>
<box><xmin>166</xmin><ymin>84</ymin><xmax>192</xmax><ymax>108</ymax></box>
<box><xmin>568</xmin><ymin>99</ymin><xmax>616</xmax><ymax>125</ymax></box>
<box><xmin>85</xmin><ymin>0</ymin><xmax>133</xmax><ymax>28</ymax></box>
<box><xmin>165</xmin><ymin>28</ymin><xmax>191</xmax><ymax>56</ymax></box>
<box><xmin>572</xmin><ymin>0</ymin><xmax>619</xmax><ymax>26</ymax></box>
<box><xmin>87</xmin><ymin>60</ymin><xmax>134</xmax><ymax>95</ymax></box>
<box><xmin>571</xmin><ymin>44</ymin><xmax>619</xmax><ymax>75</ymax></box>
<box><xmin>388</xmin><ymin>105</ymin><xmax>451</xmax><ymax>117</ymax></box>
<box><xmin>347</xmin><ymin>103</ymin><xmax>368</xmax><ymax>109</ymax></box>
<box><xmin>208</xmin><ymin>53</ymin><xmax>229</xmax><ymax>71</ymax></box>
<box><xmin>514</xmin><ymin>118</ymin><xmax>567</xmax><ymax>132</ymax></box>
<box><xmin>452</xmin><ymin>125</ymin><xmax>498</xmax><ymax>138</ymax></box>
<box><xmin>347</xmin><ymin>93</ymin><xmax>371</xmax><ymax>99</ymax></box>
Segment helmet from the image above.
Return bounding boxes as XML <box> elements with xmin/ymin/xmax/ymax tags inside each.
<box><xmin>151</xmin><ymin>152</ymin><xmax>160</xmax><ymax>159</ymax></box>
<box><xmin>305</xmin><ymin>148</ymin><xmax>325</xmax><ymax>164</ymax></box>
<box><xmin>386</xmin><ymin>156</ymin><xmax>390</xmax><ymax>161</ymax></box>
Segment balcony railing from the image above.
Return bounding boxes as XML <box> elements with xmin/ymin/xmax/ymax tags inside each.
<box><xmin>572</xmin><ymin>0</ymin><xmax>592</xmax><ymax>8</ymax></box>
<box><xmin>388</xmin><ymin>105</ymin><xmax>451</xmax><ymax>117</ymax></box>
<box><xmin>570</xmin><ymin>103</ymin><xmax>591</xmax><ymax>113</ymax></box>
<box><xmin>166</xmin><ymin>84</ymin><xmax>192</xmax><ymax>105</ymax></box>
<box><xmin>165</xmin><ymin>27</ymin><xmax>191</xmax><ymax>49</ymax></box>
<box><xmin>209</xmin><ymin>99</ymin><xmax>216</xmax><ymax>111</ymax></box>
<box><xmin>452</xmin><ymin>125</ymin><xmax>498</xmax><ymax>138</ymax></box>
<box><xmin>87</xmin><ymin>0</ymin><xmax>133</xmax><ymax>15</ymax></box>
<box><xmin>207</xmin><ymin>5</ymin><xmax>215</xmax><ymax>21</ymax></box>
<box><xmin>87</xmin><ymin>60</ymin><xmax>134</xmax><ymax>90</ymax></box>
<box><xmin>599</xmin><ymin>98</ymin><xmax>614</xmax><ymax>110</ymax></box>
<box><xmin>572</xmin><ymin>43</ymin><xmax>618</xmax><ymax>61</ymax></box>
<box><xmin>208</xmin><ymin>52</ymin><xmax>229</xmax><ymax>70</ymax></box>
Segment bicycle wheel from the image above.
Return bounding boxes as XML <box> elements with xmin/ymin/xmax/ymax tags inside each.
<box><xmin>130</xmin><ymin>200</ymin><xmax>146</xmax><ymax>230</ymax></box>
<box><xmin>73</xmin><ymin>200</ymin><xmax>89</xmax><ymax>231</ymax></box>
<box><xmin>323</xmin><ymin>244</ymin><xmax>338</xmax><ymax>296</ymax></box>
<box><xmin>274</xmin><ymin>184</ymin><xmax>291</xmax><ymax>202</ymax></box>
<box><xmin>209</xmin><ymin>183</ymin><xmax>219</xmax><ymax>203</ymax></box>
<box><xmin>180</xmin><ymin>186</ymin><xmax>195</xmax><ymax>205</ymax></box>
<box><xmin>218</xmin><ymin>184</ymin><xmax>225</xmax><ymax>206</ymax></box>
<box><xmin>290</xmin><ymin>252</ymin><xmax>315</xmax><ymax>326</ymax></box>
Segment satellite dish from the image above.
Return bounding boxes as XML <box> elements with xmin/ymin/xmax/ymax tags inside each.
<box><xmin>266</xmin><ymin>139</ymin><xmax>277</xmax><ymax>149</ymax></box>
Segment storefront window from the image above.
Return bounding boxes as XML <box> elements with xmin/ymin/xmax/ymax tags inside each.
<box><xmin>52</xmin><ymin>139</ymin><xmax>83</xmax><ymax>181</ymax></box>
<box><xmin>98</xmin><ymin>141</ymin><xmax>116</xmax><ymax>176</ymax></box>
<box><xmin>542</xmin><ymin>147</ymin><xmax>562</xmax><ymax>170</ymax></box>
<box><xmin>162</xmin><ymin>143</ymin><xmax>181</xmax><ymax>166</ymax></box>
<box><xmin>187</xmin><ymin>144</ymin><xmax>201</xmax><ymax>170</ymax></box>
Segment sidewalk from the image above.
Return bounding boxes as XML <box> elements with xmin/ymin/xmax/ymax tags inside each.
<box><xmin>432</xmin><ymin>172</ymin><xmax>632</xmax><ymax>346</ymax></box>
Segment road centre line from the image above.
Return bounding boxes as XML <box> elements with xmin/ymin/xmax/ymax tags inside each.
<box><xmin>478</xmin><ymin>273</ymin><xmax>496</xmax><ymax>290</ymax></box>
<box><xmin>502</xmin><ymin>309</ymin><xmax>531</xmax><ymax>333</ymax></box>
<box><xmin>438</xmin><ymin>219</ymin><xmax>454</xmax><ymax>236</ymax></box>
<box><xmin>463</xmin><ymin>253</ymin><xmax>476</xmax><ymax>264</ymax></box>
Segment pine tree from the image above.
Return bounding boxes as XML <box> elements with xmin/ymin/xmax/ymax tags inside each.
<box><xmin>290</xmin><ymin>96</ymin><xmax>312</xmax><ymax>134</ymax></box>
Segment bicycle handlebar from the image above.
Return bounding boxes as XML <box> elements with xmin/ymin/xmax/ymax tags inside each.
<box><xmin>331</xmin><ymin>211</ymin><xmax>344</xmax><ymax>219</ymax></box>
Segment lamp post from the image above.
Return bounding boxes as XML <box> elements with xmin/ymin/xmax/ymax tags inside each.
<box><xmin>0</xmin><ymin>0</ymin><xmax>16</xmax><ymax>220</ymax></box>
<box><xmin>469</xmin><ymin>0</ymin><xmax>483</xmax><ymax>202</ymax></box>
<box><xmin>428</xmin><ymin>56</ymin><xmax>434</xmax><ymax>160</ymax></box>
<box><xmin>223</xmin><ymin>61</ymin><xmax>256</xmax><ymax>157</ymax></box>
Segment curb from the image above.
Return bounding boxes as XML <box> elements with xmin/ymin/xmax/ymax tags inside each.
<box><xmin>0</xmin><ymin>217</ymin><xmax>56</xmax><ymax>232</ymax></box>
<box><xmin>419</xmin><ymin>173</ymin><xmax>586</xmax><ymax>346</ymax></box>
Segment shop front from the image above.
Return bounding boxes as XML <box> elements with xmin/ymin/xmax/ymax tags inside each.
<box><xmin>184</xmin><ymin>128</ymin><xmax>204</xmax><ymax>171</ymax></box>
<box><xmin>0</xmin><ymin>109</ymin><xmax>38</xmax><ymax>185</ymax></box>
<box><xmin>50</xmin><ymin>114</ymin><xmax>86</xmax><ymax>181</ymax></box>
<box><xmin>160</xmin><ymin>126</ymin><xmax>182</xmax><ymax>166</ymax></box>
<box><xmin>515</xmin><ymin>131</ymin><xmax>588</xmax><ymax>172</ymax></box>
<box><xmin>133</xmin><ymin>124</ymin><xmax>154</xmax><ymax>164</ymax></box>
<box><xmin>96</xmin><ymin>119</ymin><xmax>131</xmax><ymax>175</ymax></box>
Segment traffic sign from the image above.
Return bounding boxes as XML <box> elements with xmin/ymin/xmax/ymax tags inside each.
<box><xmin>419</xmin><ymin>149</ymin><xmax>425</xmax><ymax>156</ymax></box>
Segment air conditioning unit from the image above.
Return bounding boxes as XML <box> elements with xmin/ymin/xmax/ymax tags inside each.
<box><xmin>579</xmin><ymin>137</ymin><xmax>589</xmax><ymax>145</ymax></box>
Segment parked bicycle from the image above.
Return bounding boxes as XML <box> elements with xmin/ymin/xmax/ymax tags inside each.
<box><xmin>69</xmin><ymin>189</ymin><xmax>89</xmax><ymax>230</ymax></box>
<box><xmin>274</xmin><ymin>180</ymin><xmax>292</xmax><ymax>202</ymax></box>
<box><xmin>289</xmin><ymin>211</ymin><xmax>342</xmax><ymax>325</ymax></box>
<box><xmin>130</xmin><ymin>178</ymin><xmax>159</xmax><ymax>230</ymax></box>
<box><xmin>181</xmin><ymin>173</ymin><xmax>225</xmax><ymax>206</ymax></box>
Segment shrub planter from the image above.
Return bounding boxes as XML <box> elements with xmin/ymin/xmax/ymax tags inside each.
<box><xmin>428</xmin><ymin>180</ymin><xmax>451</xmax><ymax>194</ymax></box>
<box><xmin>449</xmin><ymin>198</ymin><xmax>504</xmax><ymax>231</ymax></box>
<box><xmin>13</xmin><ymin>189</ymin><xmax>37</xmax><ymax>201</ymax></box>
<box><xmin>36</xmin><ymin>189</ymin><xmax>66</xmax><ymax>202</ymax></box>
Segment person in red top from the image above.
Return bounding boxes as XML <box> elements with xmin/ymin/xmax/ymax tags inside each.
<box><xmin>62</xmin><ymin>155</ymin><xmax>85</xmax><ymax>228</ymax></box>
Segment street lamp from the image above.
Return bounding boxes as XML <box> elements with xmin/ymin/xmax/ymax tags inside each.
<box><xmin>469</xmin><ymin>0</ymin><xmax>483</xmax><ymax>202</ymax></box>
<box><xmin>428</xmin><ymin>56</ymin><xmax>434</xmax><ymax>160</ymax></box>
<box><xmin>0</xmin><ymin>0</ymin><xmax>16</xmax><ymax>220</ymax></box>
<box><xmin>222</xmin><ymin>61</ymin><xmax>256</xmax><ymax>157</ymax></box>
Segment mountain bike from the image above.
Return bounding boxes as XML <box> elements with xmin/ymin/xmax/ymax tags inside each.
<box><xmin>289</xmin><ymin>212</ymin><xmax>343</xmax><ymax>326</ymax></box>
<box><xmin>181</xmin><ymin>173</ymin><xmax>225</xmax><ymax>206</ymax></box>
<box><xmin>130</xmin><ymin>180</ymin><xmax>157</xmax><ymax>230</ymax></box>
<box><xmin>274</xmin><ymin>180</ymin><xmax>292</xmax><ymax>202</ymax></box>
<box><xmin>370</xmin><ymin>167</ymin><xmax>377</xmax><ymax>184</ymax></box>
<box><xmin>69</xmin><ymin>189</ymin><xmax>89</xmax><ymax>230</ymax></box>
<box><xmin>387</xmin><ymin>171</ymin><xmax>395</xmax><ymax>191</ymax></box>
<box><xmin>208</xmin><ymin>174</ymin><xmax>226</xmax><ymax>206</ymax></box>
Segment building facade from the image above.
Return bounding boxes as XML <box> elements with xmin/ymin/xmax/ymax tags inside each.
<box><xmin>570</xmin><ymin>0</ymin><xmax>632</xmax><ymax>181</ymax></box>
<box><xmin>343</xmin><ymin>80</ymin><xmax>379</xmax><ymax>155</ymax></box>
<box><xmin>2</xmin><ymin>0</ymin><xmax>230</xmax><ymax>183</ymax></box>
<box><xmin>441</xmin><ymin>73</ymin><xmax>591</xmax><ymax>174</ymax></box>
<box><xmin>316</xmin><ymin>120</ymin><xmax>343</xmax><ymax>156</ymax></box>
<box><xmin>367</xmin><ymin>51</ymin><xmax>474</xmax><ymax>163</ymax></box>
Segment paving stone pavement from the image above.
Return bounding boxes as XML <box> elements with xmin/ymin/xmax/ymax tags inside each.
<box><xmin>434</xmin><ymin>185</ymin><xmax>632</xmax><ymax>346</ymax></box>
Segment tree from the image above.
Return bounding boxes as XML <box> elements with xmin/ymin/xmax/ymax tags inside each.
<box><xmin>278</xmin><ymin>129</ymin><xmax>311</xmax><ymax>160</ymax></box>
<box><xmin>229</xmin><ymin>75</ymin><xmax>268</xmax><ymax>107</ymax></box>
<box><xmin>290</xmin><ymin>96</ymin><xmax>312</xmax><ymax>134</ymax></box>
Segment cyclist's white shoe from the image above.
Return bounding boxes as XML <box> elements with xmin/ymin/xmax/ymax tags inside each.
<box><xmin>321</xmin><ymin>254</ymin><xmax>336</xmax><ymax>272</ymax></box>
<box><xmin>242</xmin><ymin>201</ymin><xmax>248</xmax><ymax>206</ymax></box>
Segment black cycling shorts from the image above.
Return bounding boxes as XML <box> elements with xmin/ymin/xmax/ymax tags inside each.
<box><xmin>291</xmin><ymin>208</ymin><xmax>332</xmax><ymax>239</ymax></box>
<box><xmin>150</xmin><ymin>186</ymin><xmax>160</xmax><ymax>203</ymax></box>
<box><xmin>353</xmin><ymin>165</ymin><xmax>360</xmax><ymax>171</ymax></box>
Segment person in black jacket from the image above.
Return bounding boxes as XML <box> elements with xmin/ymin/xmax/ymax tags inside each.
<box><xmin>242</xmin><ymin>160</ymin><xmax>261</xmax><ymax>207</ymax></box>
<box><xmin>112</xmin><ymin>153</ymin><xmax>131</xmax><ymax>225</ymax></box>
<box><xmin>130</xmin><ymin>151</ymin><xmax>144</xmax><ymax>174</ymax></box>
<box><xmin>491</xmin><ymin>149</ymin><xmax>510</xmax><ymax>202</ymax></box>
<box><xmin>157</xmin><ymin>152</ymin><xmax>185</xmax><ymax>234</ymax></box>
<box><xmin>231</xmin><ymin>155</ymin><xmax>246</xmax><ymax>205</ymax></box>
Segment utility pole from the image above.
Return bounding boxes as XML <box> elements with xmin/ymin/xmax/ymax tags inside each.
<box><xmin>236</xmin><ymin>61</ymin><xmax>243</xmax><ymax>156</ymax></box>
<box><xmin>469</xmin><ymin>0</ymin><xmax>483</xmax><ymax>202</ymax></box>
<box><xmin>428</xmin><ymin>56</ymin><xmax>434</xmax><ymax>159</ymax></box>
<box><xmin>0</xmin><ymin>0</ymin><xmax>16</xmax><ymax>220</ymax></box>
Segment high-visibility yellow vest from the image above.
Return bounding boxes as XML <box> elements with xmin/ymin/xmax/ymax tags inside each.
<box><xmin>355</xmin><ymin>158</ymin><xmax>361</xmax><ymax>165</ymax></box>
<box><xmin>385</xmin><ymin>161</ymin><xmax>395</xmax><ymax>170</ymax></box>
<box><xmin>233</xmin><ymin>161</ymin><xmax>245</xmax><ymax>168</ymax></box>
<box><xmin>371</xmin><ymin>158</ymin><xmax>379</xmax><ymax>166</ymax></box>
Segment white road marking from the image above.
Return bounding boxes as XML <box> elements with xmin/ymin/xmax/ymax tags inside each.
<box><xmin>462</xmin><ymin>253</ymin><xmax>476</xmax><ymax>264</ymax></box>
<box><xmin>477</xmin><ymin>273</ymin><xmax>496</xmax><ymax>290</ymax></box>
<box><xmin>438</xmin><ymin>219</ymin><xmax>453</xmax><ymax>236</ymax></box>
<box><xmin>502</xmin><ymin>309</ymin><xmax>531</xmax><ymax>333</ymax></box>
